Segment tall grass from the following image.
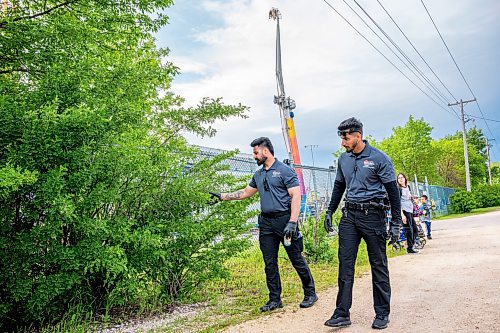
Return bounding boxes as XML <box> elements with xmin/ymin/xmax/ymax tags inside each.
<box><xmin>169</xmin><ymin>237</ymin><xmax>377</xmax><ymax>332</ymax></box>
<box><xmin>36</xmin><ymin>235</ymin><xmax>403</xmax><ymax>333</ymax></box>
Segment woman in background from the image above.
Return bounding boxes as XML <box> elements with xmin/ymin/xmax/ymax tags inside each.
<box><xmin>397</xmin><ymin>173</ymin><xmax>419</xmax><ymax>254</ymax></box>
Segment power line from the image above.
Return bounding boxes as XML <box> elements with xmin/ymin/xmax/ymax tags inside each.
<box><xmin>375</xmin><ymin>0</ymin><xmax>461</xmax><ymax>116</ymax></box>
<box><xmin>420</xmin><ymin>0</ymin><xmax>499</xmax><ymax>155</ymax></box>
<box><xmin>344</xmin><ymin>0</ymin><xmax>457</xmax><ymax>116</ymax></box>
<box><xmin>467</xmin><ymin>114</ymin><xmax>500</xmax><ymax>123</ymax></box>
<box><xmin>321</xmin><ymin>0</ymin><xmax>458</xmax><ymax>119</ymax></box>
<box><xmin>470</xmin><ymin>102</ymin><xmax>499</xmax><ymax>155</ymax></box>
<box><xmin>420</xmin><ymin>0</ymin><xmax>474</xmax><ymax>98</ymax></box>
<box><xmin>351</xmin><ymin>0</ymin><xmax>460</xmax><ymax>118</ymax></box>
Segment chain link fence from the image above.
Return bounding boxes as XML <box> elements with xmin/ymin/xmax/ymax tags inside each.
<box><xmin>195</xmin><ymin>146</ymin><xmax>457</xmax><ymax>272</ymax></box>
<box><xmin>196</xmin><ymin>146</ymin><xmax>456</xmax><ymax>225</ymax></box>
<box><xmin>408</xmin><ymin>178</ymin><xmax>456</xmax><ymax>216</ymax></box>
<box><xmin>195</xmin><ymin>146</ymin><xmax>336</xmax><ymax>222</ymax></box>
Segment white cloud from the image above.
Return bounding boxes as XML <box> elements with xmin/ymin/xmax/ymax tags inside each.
<box><xmin>170</xmin><ymin>56</ymin><xmax>209</xmax><ymax>74</ymax></box>
<box><xmin>160</xmin><ymin>0</ymin><xmax>500</xmax><ymax>164</ymax></box>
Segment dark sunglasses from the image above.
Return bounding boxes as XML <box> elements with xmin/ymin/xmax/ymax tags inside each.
<box><xmin>263</xmin><ymin>177</ymin><xmax>270</xmax><ymax>191</ymax></box>
<box><xmin>337</xmin><ymin>129</ymin><xmax>360</xmax><ymax>137</ymax></box>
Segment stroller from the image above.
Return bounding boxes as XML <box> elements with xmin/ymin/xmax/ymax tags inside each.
<box><xmin>386</xmin><ymin>209</ymin><xmax>426</xmax><ymax>252</ymax></box>
<box><xmin>413</xmin><ymin>222</ymin><xmax>427</xmax><ymax>250</ymax></box>
<box><xmin>386</xmin><ymin>209</ymin><xmax>405</xmax><ymax>252</ymax></box>
<box><xmin>391</xmin><ymin>228</ymin><xmax>407</xmax><ymax>253</ymax></box>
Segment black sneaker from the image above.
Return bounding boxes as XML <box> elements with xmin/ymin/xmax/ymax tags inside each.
<box><xmin>372</xmin><ymin>315</ymin><xmax>389</xmax><ymax>329</ymax></box>
<box><xmin>324</xmin><ymin>314</ymin><xmax>351</xmax><ymax>327</ymax></box>
<box><xmin>407</xmin><ymin>249</ymin><xmax>420</xmax><ymax>254</ymax></box>
<box><xmin>299</xmin><ymin>294</ymin><xmax>318</xmax><ymax>308</ymax></box>
<box><xmin>428</xmin><ymin>236</ymin><xmax>432</xmax><ymax>239</ymax></box>
<box><xmin>259</xmin><ymin>300</ymin><xmax>283</xmax><ymax>312</ymax></box>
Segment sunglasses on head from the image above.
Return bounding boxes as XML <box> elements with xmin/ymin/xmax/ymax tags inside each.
<box><xmin>337</xmin><ymin>129</ymin><xmax>360</xmax><ymax>137</ymax></box>
<box><xmin>263</xmin><ymin>177</ymin><xmax>270</xmax><ymax>191</ymax></box>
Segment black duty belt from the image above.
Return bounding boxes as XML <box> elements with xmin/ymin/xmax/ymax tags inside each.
<box><xmin>261</xmin><ymin>210</ymin><xmax>290</xmax><ymax>218</ymax></box>
<box><xmin>345</xmin><ymin>201</ymin><xmax>389</xmax><ymax>211</ymax></box>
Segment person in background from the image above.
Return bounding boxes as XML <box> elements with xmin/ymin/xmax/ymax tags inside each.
<box><xmin>420</xmin><ymin>195</ymin><xmax>433</xmax><ymax>239</ymax></box>
<box><xmin>397</xmin><ymin>173</ymin><xmax>419</xmax><ymax>254</ymax></box>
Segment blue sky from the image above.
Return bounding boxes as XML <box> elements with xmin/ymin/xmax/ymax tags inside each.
<box><xmin>156</xmin><ymin>0</ymin><xmax>500</xmax><ymax>167</ymax></box>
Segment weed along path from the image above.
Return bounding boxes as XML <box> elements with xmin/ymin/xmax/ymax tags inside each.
<box><xmin>223</xmin><ymin>211</ymin><xmax>500</xmax><ymax>333</ymax></box>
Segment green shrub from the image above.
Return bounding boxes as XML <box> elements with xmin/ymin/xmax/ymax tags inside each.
<box><xmin>449</xmin><ymin>190</ymin><xmax>479</xmax><ymax>213</ymax></box>
<box><xmin>301</xmin><ymin>210</ymin><xmax>341</xmax><ymax>264</ymax></box>
<box><xmin>472</xmin><ymin>184</ymin><xmax>500</xmax><ymax>208</ymax></box>
<box><xmin>0</xmin><ymin>1</ymin><xmax>251</xmax><ymax>330</ymax></box>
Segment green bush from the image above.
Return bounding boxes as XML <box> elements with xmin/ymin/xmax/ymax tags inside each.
<box><xmin>0</xmin><ymin>1</ymin><xmax>251</xmax><ymax>330</ymax></box>
<box><xmin>449</xmin><ymin>190</ymin><xmax>479</xmax><ymax>213</ymax></box>
<box><xmin>0</xmin><ymin>131</ymin><xmax>253</xmax><ymax>330</ymax></box>
<box><xmin>301</xmin><ymin>210</ymin><xmax>341</xmax><ymax>264</ymax></box>
<box><xmin>472</xmin><ymin>184</ymin><xmax>500</xmax><ymax>208</ymax></box>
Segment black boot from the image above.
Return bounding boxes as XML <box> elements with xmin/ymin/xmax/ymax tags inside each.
<box><xmin>299</xmin><ymin>294</ymin><xmax>318</xmax><ymax>308</ymax></box>
<box><xmin>372</xmin><ymin>315</ymin><xmax>389</xmax><ymax>329</ymax></box>
<box><xmin>324</xmin><ymin>314</ymin><xmax>351</xmax><ymax>327</ymax></box>
<box><xmin>259</xmin><ymin>300</ymin><xmax>283</xmax><ymax>312</ymax></box>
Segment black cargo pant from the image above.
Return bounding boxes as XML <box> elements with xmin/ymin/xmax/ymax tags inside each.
<box><xmin>258</xmin><ymin>212</ymin><xmax>316</xmax><ymax>302</ymax></box>
<box><xmin>333</xmin><ymin>206</ymin><xmax>390</xmax><ymax>318</ymax></box>
<box><xmin>402</xmin><ymin>210</ymin><xmax>417</xmax><ymax>252</ymax></box>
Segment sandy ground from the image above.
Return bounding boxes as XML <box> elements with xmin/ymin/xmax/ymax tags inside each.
<box><xmin>223</xmin><ymin>211</ymin><xmax>500</xmax><ymax>333</ymax></box>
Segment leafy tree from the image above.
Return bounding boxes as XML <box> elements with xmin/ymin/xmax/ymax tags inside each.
<box><xmin>1</xmin><ymin>1</ymin><xmax>251</xmax><ymax>329</ymax></box>
<box><xmin>431</xmin><ymin>138</ymin><xmax>486</xmax><ymax>188</ymax></box>
<box><xmin>446</xmin><ymin>126</ymin><xmax>487</xmax><ymax>158</ymax></box>
<box><xmin>379</xmin><ymin>116</ymin><xmax>435</xmax><ymax>181</ymax></box>
<box><xmin>364</xmin><ymin>134</ymin><xmax>380</xmax><ymax>148</ymax></box>
<box><xmin>445</xmin><ymin>126</ymin><xmax>488</xmax><ymax>183</ymax></box>
<box><xmin>491</xmin><ymin>162</ymin><xmax>500</xmax><ymax>184</ymax></box>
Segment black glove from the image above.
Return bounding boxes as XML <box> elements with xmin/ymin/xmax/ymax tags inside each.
<box><xmin>324</xmin><ymin>210</ymin><xmax>333</xmax><ymax>233</ymax></box>
<box><xmin>388</xmin><ymin>222</ymin><xmax>401</xmax><ymax>245</ymax></box>
<box><xmin>208</xmin><ymin>192</ymin><xmax>222</xmax><ymax>205</ymax></box>
<box><xmin>209</xmin><ymin>192</ymin><xmax>222</xmax><ymax>200</ymax></box>
<box><xmin>283</xmin><ymin>221</ymin><xmax>297</xmax><ymax>238</ymax></box>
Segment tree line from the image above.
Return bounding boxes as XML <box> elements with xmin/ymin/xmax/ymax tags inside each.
<box><xmin>367</xmin><ymin>115</ymin><xmax>493</xmax><ymax>188</ymax></box>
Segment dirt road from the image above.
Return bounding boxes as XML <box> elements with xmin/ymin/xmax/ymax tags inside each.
<box><xmin>223</xmin><ymin>211</ymin><xmax>500</xmax><ymax>333</ymax></box>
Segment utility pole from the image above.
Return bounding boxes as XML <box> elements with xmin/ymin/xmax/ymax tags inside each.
<box><xmin>485</xmin><ymin>138</ymin><xmax>495</xmax><ymax>186</ymax></box>
<box><xmin>413</xmin><ymin>174</ymin><xmax>420</xmax><ymax>196</ymax></box>
<box><xmin>424</xmin><ymin>176</ymin><xmax>430</xmax><ymax>197</ymax></box>
<box><xmin>304</xmin><ymin>145</ymin><xmax>319</xmax><ymax>215</ymax></box>
<box><xmin>305</xmin><ymin>144</ymin><xmax>319</xmax><ymax>244</ymax></box>
<box><xmin>448</xmin><ymin>98</ymin><xmax>476</xmax><ymax>191</ymax></box>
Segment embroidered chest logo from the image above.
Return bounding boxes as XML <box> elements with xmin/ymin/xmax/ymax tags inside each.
<box><xmin>363</xmin><ymin>160</ymin><xmax>375</xmax><ymax>169</ymax></box>
<box><xmin>272</xmin><ymin>171</ymin><xmax>281</xmax><ymax>177</ymax></box>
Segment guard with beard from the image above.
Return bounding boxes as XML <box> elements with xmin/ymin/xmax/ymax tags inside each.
<box><xmin>323</xmin><ymin>118</ymin><xmax>402</xmax><ymax>330</ymax></box>
<box><xmin>209</xmin><ymin>137</ymin><xmax>317</xmax><ymax>312</ymax></box>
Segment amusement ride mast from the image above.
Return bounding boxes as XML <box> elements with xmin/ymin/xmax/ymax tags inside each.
<box><xmin>269</xmin><ymin>8</ymin><xmax>307</xmax><ymax>203</ymax></box>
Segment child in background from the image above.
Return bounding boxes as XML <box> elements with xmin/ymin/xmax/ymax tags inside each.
<box><xmin>420</xmin><ymin>195</ymin><xmax>433</xmax><ymax>239</ymax></box>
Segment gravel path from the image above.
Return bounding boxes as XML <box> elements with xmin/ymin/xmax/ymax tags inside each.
<box><xmin>223</xmin><ymin>211</ymin><xmax>500</xmax><ymax>333</ymax></box>
<box><xmin>99</xmin><ymin>303</ymin><xmax>207</xmax><ymax>333</ymax></box>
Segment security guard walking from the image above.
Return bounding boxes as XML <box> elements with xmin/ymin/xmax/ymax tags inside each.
<box><xmin>323</xmin><ymin>118</ymin><xmax>402</xmax><ymax>330</ymax></box>
<box><xmin>210</xmin><ymin>137</ymin><xmax>318</xmax><ymax>312</ymax></box>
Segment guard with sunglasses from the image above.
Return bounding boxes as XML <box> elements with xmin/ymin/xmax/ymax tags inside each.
<box><xmin>210</xmin><ymin>137</ymin><xmax>317</xmax><ymax>312</ymax></box>
<box><xmin>323</xmin><ymin>118</ymin><xmax>402</xmax><ymax>330</ymax></box>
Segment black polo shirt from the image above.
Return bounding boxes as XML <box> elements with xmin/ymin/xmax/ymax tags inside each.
<box><xmin>335</xmin><ymin>141</ymin><xmax>396</xmax><ymax>202</ymax></box>
<box><xmin>249</xmin><ymin>159</ymin><xmax>299</xmax><ymax>213</ymax></box>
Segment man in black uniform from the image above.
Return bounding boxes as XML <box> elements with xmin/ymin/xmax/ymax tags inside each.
<box><xmin>210</xmin><ymin>137</ymin><xmax>318</xmax><ymax>311</ymax></box>
<box><xmin>323</xmin><ymin>118</ymin><xmax>402</xmax><ymax>330</ymax></box>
